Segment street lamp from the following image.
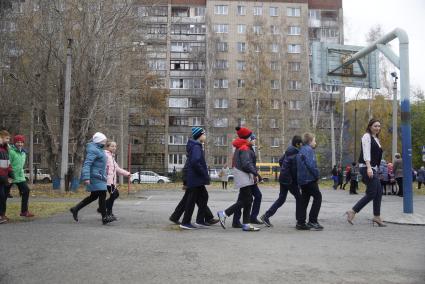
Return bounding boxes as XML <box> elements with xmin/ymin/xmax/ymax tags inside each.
<box><xmin>353</xmin><ymin>88</ymin><xmax>363</xmax><ymax>162</ymax></box>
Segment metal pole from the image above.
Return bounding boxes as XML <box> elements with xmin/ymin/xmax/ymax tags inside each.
<box><xmin>119</xmin><ymin>103</ymin><xmax>124</xmax><ymax>185</ymax></box>
<box><xmin>392</xmin><ymin>77</ymin><xmax>398</xmax><ymax>161</ymax></box>
<box><xmin>330</xmin><ymin>88</ymin><xmax>336</xmax><ymax>167</ymax></box>
<box><xmin>127</xmin><ymin>142</ymin><xmax>131</xmax><ymax>195</ymax></box>
<box><xmin>60</xmin><ymin>39</ymin><xmax>72</xmax><ymax>192</ymax></box>
<box><xmin>354</xmin><ymin>105</ymin><xmax>357</xmax><ymax>162</ymax></box>
<box><xmin>29</xmin><ymin>96</ymin><xmax>34</xmax><ymax>184</ymax></box>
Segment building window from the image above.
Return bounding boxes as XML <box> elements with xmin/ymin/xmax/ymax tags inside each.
<box><xmin>271</xmin><ymin>80</ymin><xmax>280</xmax><ymax>89</ymax></box>
<box><xmin>190</xmin><ymin>117</ymin><xmax>204</xmax><ymax>126</ymax></box>
<box><xmin>270</xmin><ymin>119</ymin><xmax>278</xmax><ymax>129</ymax></box>
<box><xmin>288</xmin><ymin>44</ymin><xmax>301</xmax><ymax>53</ymax></box>
<box><xmin>214</xmin><ymin>79</ymin><xmax>229</xmax><ymax>89</ymax></box>
<box><xmin>270</xmin><ymin>61</ymin><xmax>279</xmax><ymax>71</ymax></box>
<box><xmin>216</xmin><ymin>42</ymin><xmax>228</xmax><ymax>52</ymax></box>
<box><xmin>254</xmin><ymin>44</ymin><xmax>261</xmax><ymax>53</ymax></box>
<box><xmin>214</xmin><ymin>136</ymin><xmax>227</xmax><ymax>146</ymax></box>
<box><xmin>269</xmin><ymin>7</ymin><xmax>278</xmax><ymax>17</ymax></box>
<box><xmin>271</xmin><ymin>43</ymin><xmax>279</xmax><ymax>53</ymax></box>
<box><xmin>214</xmin><ymin>156</ymin><xmax>227</xmax><ymax>165</ymax></box>
<box><xmin>271</xmin><ymin>25</ymin><xmax>279</xmax><ymax>35</ymax></box>
<box><xmin>237</xmin><ymin>5</ymin><xmax>246</xmax><ymax>16</ymax></box>
<box><xmin>213</xmin><ymin>118</ymin><xmax>228</xmax><ymax>128</ymax></box>
<box><xmin>289</xmin><ymin>62</ymin><xmax>301</xmax><ymax>72</ymax></box>
<box><xmin>194</xmin><ymin>7</ymin><xmax>206</xmax><ymax>16</ymax></box>
<box><xmin>288</xmin><ymin>80</ymin><xmax>301</xmax><ymax>90</ymax></box>
<box><xmin>214</xmin><ymin>5</ymin><xmax>228</xmax><ymax>15</ymax></box>
<box><xmin>237</xmin><ymin>79</ymin><xmax>245</xmax><ymax>88</ymax></box>
<box><xmin>289</xmin><ymin>100</ymin><xmax>303</xmax><ymax>110</ymax></box>
<box><xmin>271</xmin><ymin>99</ymin><xmax>280</xmax><ymax>109</ymax></box>
<box><xmin>287</xmin><ymin>7</ymin><xmax>301</xmax><ymax>17</ymax></box>
<box><xmin>169</xmin><ymin>116</ymin><xmax>189</xmax><ymax>126</ymax></box>
<box><xmin>321</xmin><ymin>28</ymin><xmax>339</xmax><ymax>38</ymax></box>
<box><xmin>171</xmin><ymin>60</ymin><xmax>205</xmax><ymax>71</ymax></box>
<box><xmin>214</xmin><ymin>98</ymin><xmax>229</xmax><ymax>108</ymax></box>
<box><xmin>214</xmin><ymin>24</ymin><xmax>229</xmax><ymax>33</ymax></box>
<box><xmin>253</xmin><ymin>25</ymin><xmax>262</xmax><ymax>35</ymax></box>
<box><xmin>189</xmin><ymin>98</ymin><xmax>204</xmax><ymax>108</ymax></box>
<box><xmin>271</xmin><ymin>156</ymin><xmax>280</xmax><ymax>163</ymax></box>
<box><xmin>169</xmin><ymin>98</ymin><xmax>188</xmax><ymax>108</ymax></box>
<box><xmin>237</xmin><ymin>42</ymin><xmax>246</xmax><ymax>53</ymax></box>
<box><xmin>214</xmin><ymin>59</ymin><xmax>229</xmax><ymax>70</ymax></box>
<box><xmin>237</xmin><ymin>61</ymin><xmax>246</xmax><ymax>71</ymax></box>
<box><xmin>169</xmin><ymin>135</ymin><xmax>187</xmax><ymax>145</ymax></box>
<box><xmin>170</xmin><ymin>78</ymin><xmax>205</xmax><ymax>89</ymax></box>
<box><xmin>253</xmin><ymin>6</ymin><xmax>262</xmax><ymax>16</ymax></box>
<box><xmin>288</xmin><ymin>119</ymin><xmax>301</xmax><ymax>128</ymax></box>
<box><xmin>237</xmin><ymin>24</ymin><xmax>246</xmax><ymax>34</ymax></box>
<box><xmin>169</xmin><ymin>154</ymin><xmax>186</xmax><ymax>165</ymax></box>
<box><xmin>271</xmin><ymin>137</ymin><xmax>280</xmax><ymax>147</ymax></box>
<box><xmin>289</xmin><ymin>26</ymin><xmax>301</xmax><ymax>35</ymax></box>
<box><xmin>237</xmin><ymin>99</ymin><xmax>245</xmax><ymax>108</ymax></box>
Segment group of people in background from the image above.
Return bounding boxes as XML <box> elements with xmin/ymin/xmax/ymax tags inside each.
<box><xmin>332</xmin><ymin>163</ymin><xmax>359</xmax><ymax>194</ymax></box>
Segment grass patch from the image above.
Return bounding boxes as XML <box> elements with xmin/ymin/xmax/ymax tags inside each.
<box><xmin>4</xmin><ymin>201</ymin><xmax>74</xmax><ymax>223</ymax></box>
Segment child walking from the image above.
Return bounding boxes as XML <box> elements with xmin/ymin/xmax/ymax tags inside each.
<box><xmin>0</xmin><ymin>130</ymin><xmax>14</xmax><ymax>224</ymax></box>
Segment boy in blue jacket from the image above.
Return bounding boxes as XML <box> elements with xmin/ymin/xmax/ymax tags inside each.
<box><xmin>296</xmin><ymin>133</ymin><xmax>323</xmax><ymax>230</ymax></box>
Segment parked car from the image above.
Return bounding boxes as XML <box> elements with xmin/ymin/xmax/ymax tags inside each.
<box><xmin>24</xmin><ymin>169</ymin><xmax>52</xmax><ymax>183</ymax></box>
<box><xmin>130</xmin><ymin>171</ymin><xmax>171</xmax><ymax>184</ymax></box>
<box><xmin>209</xmin><ymin>168</ymin><xmax>234</xmax><ymax>182</ymax></box>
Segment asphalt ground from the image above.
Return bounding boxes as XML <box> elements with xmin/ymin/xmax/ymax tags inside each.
<box><xmin>1</xmin><ymin>187</ymin><xmax>424</xmax><ymax>284</ymax></box>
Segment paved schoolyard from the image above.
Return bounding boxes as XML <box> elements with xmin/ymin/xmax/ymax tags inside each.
<box><xmin>1</xmin><ymin>187</ymin><xmax>424</xmax><ymax>284</ymax></box>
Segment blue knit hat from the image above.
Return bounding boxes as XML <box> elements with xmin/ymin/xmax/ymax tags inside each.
<box><xmin>192</xmin><ymin>127</ymin><xmax>205</xmax><ymax>140</ymax></box>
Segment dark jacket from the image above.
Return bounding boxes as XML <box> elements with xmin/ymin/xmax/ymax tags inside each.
<box><xmin>278</xmin><ymin>145</ymin><xmax>299</xmax><ymax>185</ymax></box>
<box><xmin>186</xmin><ymin>139</ymin><xmax>210</xmax><ymax>188</ymax></box>
<box><xmin>232</xmin><ymin>138</ymin><xmax>258</xmax><ymax>176</ymax></box>
<box><xmin>80</xmin><ymin>142</ymin><xmax>107</xmax><ymax>192</ymax></box>
<box><xmin>0</xmin><ymin>143</ymin><xmax>13</xmax><ymax>184</ymax></box>
<box><xmin>297</xmin><ymin>144</ymin><xmax>319</xmax><ymax>186</ymax></box>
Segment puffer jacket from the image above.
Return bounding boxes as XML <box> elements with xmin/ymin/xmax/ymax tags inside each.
<box><xmin>379</xmin><ymin>160</ymin><xmax>389</xmax><ymax>182</ymax></box>
<box><xmin>0</xmin><ymin>143</ymin><xmax>13</xmax><ymax>184</ymax></box>
<box><xmin>186</xmin><ymin>139</ymin><xmax>210</xmax><ymax>188</ymax></box>
<box><xmin>105</xmin><ymin>150</ymin><xmax>130</xmax><ymax>186</ymax></box>
<box><xmin>393</xmin><ymin>158</ymin><xmax>403</xmax><ymax>178</ymax></box>
<box><xmin>278</xmin><ymin>145</ymin><xmax>299</xmax><ymax>185</ymax></box>
<box><xmin>232</xmin><ymin>138</ymin><xmax>258</xmax><ymax>189</ymax></box>
<box><xmin>296</xmin><ymin>144</ymin><xmax>319</xmax><ymax>186</ymax></box>
<box><xmin>417</xmin><ymin>168</ymin><xmax>425</xmax><ymax>183</ymax></box>
<box><xmin>81</xmin><ymin>142</ymin><xmax>107</xmax><ymax>192</ymax></box>
<box><xmin>8</xmin><ymin>144</ymin><xmax>27</xmax><ymax>183</ymax></box>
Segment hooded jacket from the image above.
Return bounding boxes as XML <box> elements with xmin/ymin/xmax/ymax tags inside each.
<box><xmin>8</xmin><ymin>144</ymin><xmax>27</xmax><ymax>183</ymax></box>
<box><xmin>0</xmin><ymin>143</ymin><xmax>13</xmax><ymax>181</ymax></box>
<box><xmin>278</xmin><ymin>145</ymin><xmax>299</xmax><ymax>185</ymax></box>
<box><xmin>296</xmin><ymin>144</ymin><xmax>319</xmax><ymax>186</ymax></box>
<box><xmin>232</xmin><ymin>138</ymin><xmax>258</xmax><ymax>189</ymax></box>
<box><xmin>186</xmin><ymin>139</ymin><xmax>210</xmax><ymax>188</ymax></box>
<box><xmin>81</xmin><ymin>142</ymin><xmax>107</xmax><ymax>191</ymax></box>
<box><xmin>104</xmin><ymin>150</ymin><xmax>130</xmax><ymax>186</ymax></box>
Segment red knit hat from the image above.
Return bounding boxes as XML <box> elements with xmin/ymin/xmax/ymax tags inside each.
<box><xmin>235</xmin><ymin>127</ymin><xmax>252</xmax><ymax>139</ymax></box>
<box><xmin>13</xmin><ymin>135</ymin><xmax>25</xmax><ymax>144</ymax></box>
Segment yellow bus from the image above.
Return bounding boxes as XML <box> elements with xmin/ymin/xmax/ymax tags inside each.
<box><xmin>256</xmin><ymin>163</ymin><xmax>280</xmax><ymax>182</ymax></box>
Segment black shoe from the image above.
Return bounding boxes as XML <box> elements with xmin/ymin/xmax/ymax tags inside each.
<box><xmin>206</xmin><ymin>218</ymin><xmax>220</xmax><ymax>225</ymax></box>
<box><xmin>307</xmin><ymin>222</ymin><xmax>324</xmax><ymax>231</ymax></box>
<box><xmin>250</xmin><ymin>218</ymin><xmax>264</xmax><ymax>225</ymax></box>
<box><xmin>296</xmin><ymin>223</ymin><xmax>310</xmax><ymax>230</ymax></box>
<box><xmin>102</xmin><ymin>215</ymin><xmax>114</xmax><ymax>225</ymax></box>
<box><xmin>70</xmin><ymin>207</ymin><xmax>78</xmax><ymax>222</ymax></box>
<box><xmin>260</xmin><ymin>214</ymin><xmax>272</xmax><ymax>227</ymax></box>
<box><xmin>169</xmin><ymin>216</ymin><xmax>181</xmax><ymax>225</ymax></box>
<box><xmin>232</xmin><ymin>223</ymin><xmax>243</xmax><ymax>229</ymax></box>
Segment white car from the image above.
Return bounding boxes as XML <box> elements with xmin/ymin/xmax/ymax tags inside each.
<box><xmin>130</xmin><ymin>171</ymin><xmax>170</xmax><ymax>184</ymax></box>
<box><xmin>24</xmin><ymin>169</ymin><xmax>52</xmax><ymax>183</ymax></box>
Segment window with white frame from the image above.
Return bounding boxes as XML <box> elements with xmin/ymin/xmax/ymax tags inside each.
<box><xmin>254</xmin><ymin>43</ymin><xmax>261</xmax><ymax>53</ymax></box>
<box><xmin>169</xmin><ymin>98</ymin><xmax>188</xmax><ymax>108</ymax></box>
<box><xmin>271</xmin><ymin>137</ymin><xmax>280</xmax><ymax>147</ymax></box>
<box><xmin>169</xmin><ymin>135</ymin><xmax>187</xmax><ymax>145</ymax></box>
<box><xmin>271</xmin><ymin>25</ymin><xmax>280</xmax><ymax>35</ymax></box>
<box><xmin>214</xmin><ymin>156</ymin><xmax>227</xmax><ymax>165</ymax></box>
<box><xmin>214</xmin><ymin>135</ymin><xmax>227</xmax><ymax>146</ymax></box>
<box><xmin>169</xmin><ymin>116</ymin><xmax>189</xmax><ymax>126</ymax></box>
<box><xmin>271</xmin><ymin>43</ymin><xmax>279</xmax><ymax>53</ymax></box>
<box><xmin>271</xmin><ymin>99</ymin><xmax>280</xmax><ymax>109</ymax></box>
<box><xmin>169</xmin><ymin>154</ymin><xmax>186</xmax><ymax>165</ymax></box>
<box><xmin>288</xmin><ymin>80</ymin><xmax>301</xmax><ymax>90</ymax></box>
<box><xmin>237</xmin><ymin>79</ymin><xmax>245</xmax><ymax>88</ymax></box>
<box><xmin>237</xmin><ymin>42</ymin><xmax>246</xmax><ymax>53</ymax></box>
<box><xmin>214</xmin><ymin>98</ymin><xmax>229</xmax><ymax>108</ymax></box>
<box><xmin>253</xmin><ymin>25</ymin><xmax>262</xmax><ymax>35</ymax></box>
<box><xmin>271</xmin><ymin>156</ymin><xmax>280</xmax><ymax>163</ymax></box>
<box><xmin>190</xmin><ymin>117</ymin><xmax>204</xmax><ymax>126</ymax></box>
<box><xmin>237</xmin><ymin>118</ymin><xmax>246</xmax><ymax>127</ymax></box>
<box><xmin>288</xmin><ymin>44</ymin><xmax>301</xmax><ymax>53</ymax></box>
<box><xmin>289</xmin><ymin>62</ymin><xmax>301</xmax><ymax>71</ymax></box>
<box><xmin>270</xmin><ymin>61</ymin><xmax>279</xmax><ymax>71</ymax></box>
<box><xmin>194</xmin><ymin>7</ymin><xmax>206</xmax><ymax>16</ymax></box>
<box><xmin>214</xmin><ymin>59</ymin><xmax>229</xmax><ymax>70</ymax></box>
<box><xmin>216</xmin><ymin>42</ymin><xmax>228</xmax><ymax>52</ymax></box>
<box><xmin>253</xmin><ymin>6</ymin><xmax>262</xmax><ymax>16</ymax></box>
<box><xmin>271</xmin><ymin>80</ymin><xmax>280</xmax><ymax>89</ymax></box>
<box><xmin>289</xmin><ymin>100</ymin><xmax>303</xmax><ymax>110</ymax></box>
<box><xmin>214</xmin><ymin>24</ymin><xmax>229</xmax><ymax>33</ymax></box>
<box><xmin>214</xmin><ymin>5</ymin><xmax>228</xmax><ymax>15</ymax></box>
<box><xmin>213</xmin><ymin>79</ymin><xmax>229</xmax><ymax>89</ymax></box>
<box><xmin>287</xmin><ymin>7</ymin><xmax>301</xmax><ymax>17</ymax></box>
<box><xmin>269</xmin><ymin>7</ymin><xmax>278</xmax><ymax>16</ymax></box>
<box><xmin>213</xmin><ymin>118</ymin><xmax>228</xmax><ymax>127</ymax></box>
<box><xmin>170</xmin><ymin>78</ymin><xmax>204</xmax><ymax>89</ymax></box>
<box><xmin>288</xmin><ymin>119</ymin><xmax>301</xmax><ymax>128</ymax></box>
<box><xmin>289</xmin><ymin>26</ymin><xmax>301</xmax><ymax>35</ymax></box>
<box><xmin>237</xmin><ymin>24</ymin><xmax>246</xmax><ymax>34</ymax></box>
<box><xmin>237</xmin><ymin>60</ymin><xmax>246</xmax><ymax>71</ymax></box>
<box><xmin>237</xmin><ymin>5</ymin><xmax>246</xmax><ymax>16</ymax></box>
<box><xmin>321</xmin><ymin>28</ymin><xmax>339</xmax><ymax>38</ymax></box>
<box><xmin>270</xmin><ymin>118</ymin><xmax>278</xmax><ymax>129</ymax></box>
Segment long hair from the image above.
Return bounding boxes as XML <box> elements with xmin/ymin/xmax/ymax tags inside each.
<box><xmin>365</xmin><ymin>118</ymin><xmax>381</xmax><ymax>137</ymax></box>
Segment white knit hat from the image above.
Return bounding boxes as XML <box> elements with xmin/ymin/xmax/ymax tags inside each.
<box><xmin>92</xmin><ymin>132</ymin><xmax>107</xmax><ymax>144</ymax></box>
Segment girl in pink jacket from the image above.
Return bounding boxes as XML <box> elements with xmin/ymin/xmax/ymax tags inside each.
<box><xmin>105</xmin><ymin>141</ymin><xmax>130</xmax><ymax>220</ymax></box>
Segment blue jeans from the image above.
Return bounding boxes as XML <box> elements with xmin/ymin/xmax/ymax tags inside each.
<box><xmin>265</xmin><ymin>183</ymin><xmax>302</xmax><ymax>223</ymax></box>
<box><xmin>233</xmin><ymin>184</ymin><xmax>262</xmax><ymax>225</ymax></box>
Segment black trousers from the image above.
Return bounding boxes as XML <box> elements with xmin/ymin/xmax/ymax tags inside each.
<box><xmin>221</xmin><ymin>181</ymin><xmax>228</xmax><ymax>189</ymax></box>
<box><xmin>6</xmin><ymin>182</ymin><xmax>30</xmax><ymax>213</ymax></box>
<box><xmin>419</xmin><ymin>181</ymin><xmax>423</xmax><ymax>189</ymax></box>
<box><xmin>350</xmin><ymin>180</ymin><xmax>358</xmax><ymax>194</ymax></box>
<box><xmin>396</xmin><ymin>177</ymin><xmax>403</xmax><ymax>196</ymax></box>
<box><xmin>265</xmin><ymin>183</ymin><xmax>303</xmax><ymax>223</ymax></box>
<box><xmin>170</xmin><ymin>188</ymin><xmax>214</xmax><ymax>222</ymax></box>
<box><xmin>0</xmin><ymin>180</ymin><xmax>7</xmax><ymax>215</ymax></box>
<box><xmin>106</xmin><ymin>185</ymin><xmax>119</xmax><ymax>215</ymax></box>
<box><xmin>299</xmin><ymin>181</ymin><xmax>322</xmax><ymax>224</ymax></box>
<box><xmin>352</xmin><ymin>168</ymin><xmax>382</xmax><ymax>216</ymax></box>
<box><xmin>225</xmin><ymin>185</ymin><xmax>254</xmax><ymax>225</ymax></box>
<box><xmin>181</xmin><ymin>186</ymin><xmax>209</xmax><ymax>224</ymax></box>
<box><xmin>75</xmin><ymin>191</ymin><xmax>107</xmax><ymax>217</ymax></box>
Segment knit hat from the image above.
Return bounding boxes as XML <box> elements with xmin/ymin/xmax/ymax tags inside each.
<box><xmin>235</xmin><ymin>127</ymin><xmax>253</xmax><ymax>139</ymax></box>
<box><xmin>13</xmin><ymin>135</ymin><xmax>25</xmax><ymax>144</ymax></box>
<box><xmin>92</xmin><ymin>132</ymin><xmax>107</xmax><ymax>144</ymax></box>
<box><xmin>192</xmin><ymin>127</ymin><xmax>205</xmax><ymax>140</ymax></box>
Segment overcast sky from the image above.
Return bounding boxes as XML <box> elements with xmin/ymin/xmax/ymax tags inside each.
<box><xmin>342</xmin><ymin>0</ymin><xmax>425</xmax><ymax>99</ymax></box>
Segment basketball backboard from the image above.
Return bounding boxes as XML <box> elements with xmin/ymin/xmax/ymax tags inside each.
<box><xmin>311</xmin><ymin>42</ymin><xmax>380</xmax><ymax>89</ymax></box>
